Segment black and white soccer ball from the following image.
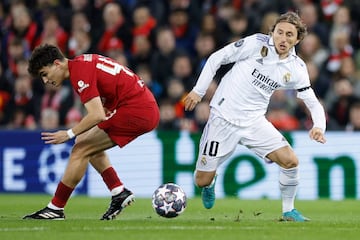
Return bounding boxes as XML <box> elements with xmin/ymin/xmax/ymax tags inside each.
<box><xmin>152</xmin><ymin>183</ymin><xmax>187</xmax><ymax>218</ymax></box>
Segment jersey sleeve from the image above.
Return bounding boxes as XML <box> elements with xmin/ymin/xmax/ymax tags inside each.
<box><xmin>293</xmin><ymin>58</ymin><xmax>311</xmax><ymax>90</ymax></box>
<box><xmin>297</xmin><ymin>88</ymin><xmax>326</xmax><ymax>132</ymax></box>
<box><xmin>70</xmin><ymin>56</ymin><xmax>99</xmax><ymax>104</ymax></box>
<box><xmin>193</xmin><ymin>34</ymin><xmax>261</xmax><ymax>97</ymax></box>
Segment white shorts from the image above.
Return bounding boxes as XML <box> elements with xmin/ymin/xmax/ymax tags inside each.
<box><xmin>196</xmin><ymin>113</ymin><xmax>290</xmax><ymax>172</ymax></box>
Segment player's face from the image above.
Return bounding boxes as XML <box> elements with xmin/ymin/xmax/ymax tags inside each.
<box><xmin>38</xmin><ymin>60</ymin><xmax>64</xmax><ymax>87</ymax></box>
<box><xmin>272</xmin><ymin>22</ymin><xmax>300</xmax><ymax>59</ymax></box>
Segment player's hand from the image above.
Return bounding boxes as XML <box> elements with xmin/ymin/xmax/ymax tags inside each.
<box><xmin>309</xmin><ymin>127</ymin><xmax>326</xmax><ymax>144</ymax></box>
<box><xmin>41</xmin><ymin>130</ymin><xmax>71</xmax><ymax>144</ymax></box>
<box><xmin>183</xmin><ymin>91</ymin><xmax>201</xmax><ymax>111</ymax></box>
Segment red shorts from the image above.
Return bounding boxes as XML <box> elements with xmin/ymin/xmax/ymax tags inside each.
<box><xmin>98</xmin><ymin>88</ymin><xmax>160</xmax><ymax>147</ymax></box>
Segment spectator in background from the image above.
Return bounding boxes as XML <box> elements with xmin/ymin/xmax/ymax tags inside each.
<box><xmin>67</xmin><ymin>29</ymin><xmax>92</xmax><ymax>58</ymax></box>
<box><xmin>6</xmin><ymin>37</ymin><xmax>31</xmax><ymax>79</ymax></box>
<box><xmin>336</xmin><ymin>57</ymin><xmax>360</xmax><ymax>96</ymax></box>
<box><xmin>171</xmin><ymin>52</ymin><xmax>195</xmax><ymax>92</ymax></box>
<box><xmin>216</xmin><ymin>1</ymin><xmax>237</xmax><ymax>28</ymax></box>
<box><xmin>70</xmin><ymin>11</ymin><xmax>91</xmax><ymax>33</ymax></box>
<box><xmin>150</xmin><ymin>26</ymin><xmax>182</xmax><ymax>96</ymax></box>
<box><xmin>67</xmin><ymin>11</ymin><xmax>93</xmax><ymax>57</ymax></box>
<box><xmin>193</xmin><ymin>101</ymin><xmax>210</xmax><ymax>131</ymax></box>
<box><xmin>226</xmin><ymin>12</ymin><xmax>249</xmax><ymax>42</ymax></box>
<box><xmin>345</xmin><ymin>101</ymin><xmax>360</xmax><ymax>131</ymax></box>
<box><xmin>7</xmin><ymin>74</ymin><xmax>40</xmax><ymax>129</ymax></box>
<box><xmin>327</xmin><ymin>28</ymin><xmax>353</xmax><ymax>73</ymax></box>
<box><xmin>53</xmin><ymin>0</ymin><xmax>94</xmax><ymax>37</ymax></box>
<box><xmin>306</xmin><ymin>61</ymin><xmax>330</xmax><ymax>100</ymax></box>
<box><xmin>40</xmin><ymin>107</ymin><xmax>59</xmax><ymax>130</ymax></box>
<box><xmin>194</xmin><ymin>32</ymin><xmax>217</xmax><ymax>77</ymax></box>
<box><xmin>16</xmin><ymin>57</ymin><xmax>45</xmax><ymax>104</ymax></box>
<box><xmin>158</xmin><ymin>99</ymin><xmax>179</xmax><ymax>131</ymax></box>
<box><xmin>165</xmin><ymin>77</ymin><xmax>197</xmax><ymax>132</ymax></box>
<box><xmin>65</xmin><ymin>107</ymin><xmax>82</xmax><ymax>129</ymax></box>
<box><xmin>327</xmin><ymin>6</ymin><xmax>355</xmax><ymax>73</ymax></box>
<box><xmin>41</xmin><ymin>83</ymin><xmax>75</xmax><ymax>126</ymax></box>
<box><xmin>166</xmin><ymin>0</ymin><xmax>202</xmax><ymax>26</ymax></box>
<box><xmin>260</xmin><ymin>12</ymin><xmax>279</xmax><ymax>34</ymax></box>
<box><xmin>320</xmin><ymin>0</ymin><xmax>343</xmax><ymax>21</ymax></box>
<box><xmin>299</xmin><ymin>2</ymin><xmax>329</xmax><ymax>47</ymax></box>
<box><xmin>109</xmin><ymin>49</ymin><xmax>129</xmax><ymax>67</ymax></box>
<box><xmin>297</xmin><ymin>33</ymin><xmax>329</xmax><ymax>70</ymax></box>
<box><xmin>0</xmin><ymin>64</ymin><xmax>12</xmax><ymax>125</ymax></box>
<box><xmin>6</xmin><ymin>2</ymin><xmax>41</xmax><ymax>51</ymax></box>
<box><xmin>35</xmin><ymin>11</ymin><xmax>69</xmax><ymax>53</ymax></box>
<box><xmin>326</xmin><ymin>78</ymin><xmax>359</xmax><ymax>128</ymax></box>
<box><xmin>168</xmin><ymin>7</ymin><xmax>198</xmax><ymax>56</ymax></box>
<box><xmin>135</xmin><ymin>64</ymin><xmax>162</xmax><ymax>100</ymax></box>
<box><xmin>130</xmin><ymin>5</ymin><xmax>156</xmax><ymax>68</ymax></box>
<box><xmin>267</xmin><ymin>90</ymin><xmax>300</xmax><ymax>131</ymax></box>
<box><xmin>329</xmin><ymin>5</ymin><xmax>358</xmax><ymax>48</ymax></box>
<box><xmin>130</xmin><ymin>35</ymin><xmax>153</xmax><ymax>69</ymax></box>
<box><xmin>165</xmin><ymin>77</ymin><xmax>186</xmax><ymax>119</ymax></box>
<box><xmin>32</xmin><ymin>0</ymin><xmax>61</xmax><ymax>26</ymax></box>
<box><xmin>96</xmin><ymin>2</ymin><xmax>132</xmax><ymax>55</ymax></box>
<box><xmin>267</xmin><ymin>106</ymin><xmax>300</xmax><ymax>131</ymax></box>
<box><xmin>199</xmin><ymin>13</ymin><xmax>227</xmax><ymax>48</ymax></box>
<box><xmin>131</xmin><ymin>5</ymin><xmax>157</xmax><ymax>51</ymax></box>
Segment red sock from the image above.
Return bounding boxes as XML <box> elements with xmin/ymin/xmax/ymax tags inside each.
<box><xmin>51</xmin><ymin>181</ymin><xmax>74</xmax><ymax>208</ymax></box>
<box><xmin>101</xmin><ymin>167</ymin><xmax>123</xmax><ymax>191</ymax></box>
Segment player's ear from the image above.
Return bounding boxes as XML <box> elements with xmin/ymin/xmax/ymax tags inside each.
<box><xmin>53</xmin><ymin>59</ymin><xmax>62</xmax><ymax>66</ymax></box>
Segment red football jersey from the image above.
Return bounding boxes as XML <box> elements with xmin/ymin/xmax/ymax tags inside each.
<box><xmin>68</xmin><ymin>54</ymin><xmax>145</xmax><ymax>111</ymax></box>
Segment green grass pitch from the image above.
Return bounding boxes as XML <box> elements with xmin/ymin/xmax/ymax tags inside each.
<box><xmin>0</xmin><ymin>194</ymin><xmax>359</xmax><ymax>240</ymax></box>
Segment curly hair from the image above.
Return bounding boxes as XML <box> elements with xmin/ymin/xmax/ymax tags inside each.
<box><xmin>271</xmin><ymin>12</ymin><xmax>307</xmax><ymax>41</ymax></box>
<box><xmin>27</xmin><ymin>44</ymin><xmax>65</xmax><ymax>78</ymax></box>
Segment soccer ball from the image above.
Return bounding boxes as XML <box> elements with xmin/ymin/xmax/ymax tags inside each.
<box><xmin>152</xmin><ymin>183</ymin><xmax>187</xmax><ymax>218</ymax></box>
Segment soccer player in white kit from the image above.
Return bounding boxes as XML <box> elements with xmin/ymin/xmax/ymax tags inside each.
<box><xmin>184</xmin><ymin>12</ymin><xmax>326</xmax><ymax>222</ymax></box>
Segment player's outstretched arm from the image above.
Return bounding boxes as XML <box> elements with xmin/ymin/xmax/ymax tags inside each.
<box><xmin>183</xmin><ymin>91</ymin><xmax>202</xmax><ymax>111</ymax></box>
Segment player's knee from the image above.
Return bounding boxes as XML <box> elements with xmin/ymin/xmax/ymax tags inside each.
<box><xmin>71</xmin><ymin>142</ymin><xmax>92</xmax><ymax>160</ymax></box>
<box><xmin>282</xmin><ymin>158</ymin><xmax>299</xmax><ymax>169</ymax></box>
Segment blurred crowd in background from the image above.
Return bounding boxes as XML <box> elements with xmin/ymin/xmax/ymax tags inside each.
<box><xmin>1</xmin><ymin>0</ymin><xmax>360</xmax><ymax>133</ymax></box>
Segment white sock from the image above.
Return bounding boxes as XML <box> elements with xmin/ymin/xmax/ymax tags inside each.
<box><xmin>279</xmin><ymin>166</ymin><xmax>299</xmax><ymax>213</ymax></box>
<box><xmin>111</xmin><ymin>185</ymin><xmax>124</xmax><ymax>196</ymax></box>
<box><xmin>47</xmin><ymin>202</ymin><xmax>64</xmax><ymax>210</ymax></box>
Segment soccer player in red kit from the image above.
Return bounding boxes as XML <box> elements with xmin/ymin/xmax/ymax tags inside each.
<box><xmin>23</xmin><ymin>44</ymin><xmax>160</xmax><ymax>220</ymax></box>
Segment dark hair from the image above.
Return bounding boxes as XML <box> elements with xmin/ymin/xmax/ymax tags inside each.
<box><xmin>27</xmin><ymin>44</ymin><xmax>65</xmax><ymax>78</ymax></box>
<box><xmin>271</xmin><ymin>12</ymin><xmax>307</xmax><ymax>41</ymax></box>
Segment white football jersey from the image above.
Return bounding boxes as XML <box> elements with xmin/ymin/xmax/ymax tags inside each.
<box><xmin>193</xmin><ymin>33</ymin><xmax>325</xmax><ymax>129</ymax></box>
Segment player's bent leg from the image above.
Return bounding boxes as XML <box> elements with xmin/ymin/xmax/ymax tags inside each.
<box><xmin>80</xmin><ymin>127</ymin><xmax>136</xmax><ymax>220</ymax></box>
<box><xmin>267</xmin><ymin>146</ymin><xmax>309</xmax><ymax>222</ymax></box>
<box><xmin>60</xmin><ymin>126</ymin><xmax>115</xmax><ymax>188</ymax></box>
<box><xmin>22</xmin><ymin>127</ymin><xmax>119</xmax><ymax>220</ymax></box>
<box><xmin>195</xmin><ymin>171</ymin><xmax>217</xmax><ymax>209</ymax></box>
